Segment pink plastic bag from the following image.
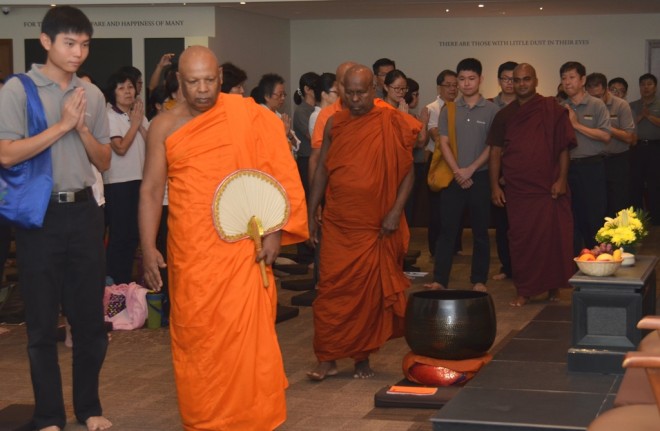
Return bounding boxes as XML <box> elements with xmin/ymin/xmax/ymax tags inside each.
<box><xmin>103</xmin><ymin>283</ymin><xmax>148</xmax><ymax>330</ymax></box>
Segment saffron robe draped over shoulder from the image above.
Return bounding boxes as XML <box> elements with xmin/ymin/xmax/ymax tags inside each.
<box><xmin>165</xmin><ymin>94</ymin><xmax>308</xmax><ymax>431</ymax></box>
<box><xmin>490</xmin><ymin>94</ymin><xmax>576</xmax><ymax>297</ymax></box>
<box><xmin>313</xmin><ymin>105</ymin><xmax>420</xmax><ymax>362</ymax></box>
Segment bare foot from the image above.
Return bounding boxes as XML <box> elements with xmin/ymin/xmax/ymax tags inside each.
<box><xmin>548</xmin><ymin>289</ymin><xmax>560</xmax><ymax>302</ymax></box>
<box><xmin>492</xmin><ymin>272</ymin><xmax>508</xmax><ymax>281</ymax></box>
<box><xmin>353</xmin><ymin>359</ymin><xmax>374</xmax><ymax>379</ymax></box>
<box><xmin>64</xmin><ymin>324</ymin><xmax>73</xmax><ymax>348</ymax></box>
<box><xmin>86</xmin><ymin>416</ymin><xmax>112</xmax><ymax>430</ymax></box>
<box><xmin>39</xmin><ymin>426</ymin><xmax>61</xmax><ymax>431</ymax></box>
<box><xmin>423</xmin><ymin>282</ymin><xmax>446</xmax><ymax>290</ymax></box>
<box><xmin>509</xmin><ymin>296</ymin><xmax>529</xmax><ymax>307</ymax></box>
<box><xmin>472</xmin><ymin>283</ymin><xmax>487</xmax><ymax>292</ymax></box>
<box><xmin>307</xmin><ymin>361</ymin><xmax>337</xmax><ymax>381</ymax></box>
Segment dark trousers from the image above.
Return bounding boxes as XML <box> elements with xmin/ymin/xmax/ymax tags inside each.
<box><xmin>428</xmin><ymin>190</ymin><xmax>463</xmax><ymax>256</ymax></box>
<box><xmin>568</xmin><ymin>160</ymin><xmax>607</xmax><ymax>254</ymax></box>
<box><xmin>405</xmin><ymin>162</ymin><xmax>427</xmax><ymax>224</ymax></box>
<box><xmin>16</xmin><ymin>199</ymin><xmax>108</xmax><ymax>429</ymax></box>
<box><xmin>296</xmin><ymin>155</ymin><xmax>310</xmax><ymax>197</ymax></box>
<box><xmin>433</xmin><ymin>170</ymin><xmax>490</xmax><ymax>287</ymax></box>
<box><xmin>630</xmin><ymin>142</ymin><xmax>660</xmax><ymax>225</ymax></box>
<box><xmin>0</xmin><ymin>224</ymin><xmax>12</xmax><ymax>282</ymax></box>
<box><xmin>604</xmin><ymin>151</ymin><xmax>631</xmax><ymax>216</ymax></box>
<box><xmin>493</xmin><ymin>203</ymin><xmax>512</xmax><ymax>277</ymax></box>
<box><xmin>156</xmin><ymin>205</ymin><xmax>169</xmax><ymax>322</ymax></box>
<box><xmin>104</xmin><ymin>180</ymin><xmax>141</xmax><ymax>284</ymax></box>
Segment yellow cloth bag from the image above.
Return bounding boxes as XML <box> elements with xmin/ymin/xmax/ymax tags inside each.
<box><xmin>427</xmin><ymin>101</ymin><xmax>457</xmax><ymax>192</ymax></box>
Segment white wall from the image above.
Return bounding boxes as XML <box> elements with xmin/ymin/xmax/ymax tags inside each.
<box><xmin>291</xmin><ymin>14</ymin><xmax>660</xmax><ymax>105</ymax></box>
<box><xmin>0</xmin><ymin>6</ymin><xmax>215</xmax><ymax>78</ymax></box>
<box><xmin>210</xmin><ymin>7</ymin><xmax>290</xmax><ymax>108</ymax></box>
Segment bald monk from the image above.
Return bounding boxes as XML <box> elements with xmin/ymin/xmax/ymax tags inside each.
<box><xmin>139</xmin><ymin>46</ymin><xmax>308</xmax><ymax>430</ymax></box>
<box><xmin>487</xmin><ymin>63</ymin><xmax>576</xmax><ymax>307</ymax></box>
<box><xmin>306</xmin><ymin>65</ymin><xmax>421</xmax><ymax>380</ymax></box>
<box><xmin>308</xmin><ymin>61</ymin><xmax>356</xmax><ymax>187</ymax></box>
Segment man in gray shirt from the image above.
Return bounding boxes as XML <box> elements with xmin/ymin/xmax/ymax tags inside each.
<box><xmin>424</xmin><ymin>58</ymin><xmax>498</xmax><ymax>292</ymax></box>
<box><xmin>0</xmin><ymin>6</ymin><xmax>111</xmax><ymax>431</ymax></box>
<box><xmin>559</xmin><ymin>61</ymin><xmax>611</xmax><ymax>254</ymax></box>
<box><xmin>629</xmin><ymin>73</ymin><xmax>660</xmax><ymax>225</ymax></box>
<box><xmin>586</xmin><ymin>72</ymin><xmax>636</xmax><ymax>216</ymax></box>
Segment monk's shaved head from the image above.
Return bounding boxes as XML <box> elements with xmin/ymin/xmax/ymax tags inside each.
<box><xmin>177</xmin><ymin>46</ymin><xmax>220</xmax><ymax>114</ymax></box>
<box><xmin>512</xmin><ymin>62</ymin><xmax>538</xmax><ymax>103</ymax></box>
<box><xmin>334</xmin><ymin>61</ymin><xmax>357</xmax><ymax>99</ymax></box>
<box><xmin>336</xmin><ymin>61</ymin><xmax>358</xmax><ymax>83</ymax></box>
<box><xmin>343</xmin><ymin>64</ymin><xmax>375</xmax><ymax>117</ymax></box>
<box><xmin>514</xmin><ymin>63</ymin><xmax>537</xmax><ymax>79</ymax></box>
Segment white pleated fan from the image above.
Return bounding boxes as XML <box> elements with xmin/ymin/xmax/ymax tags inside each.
<box><xmin>212</xmin><ymin>169</ymin><xmax>290</xmax><ymax>287</ymax></box>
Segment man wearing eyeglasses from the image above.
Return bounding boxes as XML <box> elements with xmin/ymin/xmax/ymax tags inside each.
<box><xmin>585</xmin><ymin>72</ymin><xmax>636</xmax><ymax>216</ymax></box>
<box><xmin>608</xmin><ymin>77</ymin><xmax>628</xmax><ymax>100</ymax></box>
<box><xmin>488</xmin><ymin>63</ymin><xmax>576</xmax><ymax>307</ymax></box>
<box><xmin>372</xmin><ymin>57</ymin><xmax>396</xmax><ymax>99</ymax></box>
<box><xmin>630</xmin><ymin>73</ymin><xmax>660</xmax><ymax>224</ymax></box>
<box><xmin>425</xmin><ymin>70</ymin><xmax>458</xmax><ymax>256</ymax></box>
<box><xmin>489</xmin><ymin>61</ymin><xmax>518</xmax><ymax>283</ymax></box>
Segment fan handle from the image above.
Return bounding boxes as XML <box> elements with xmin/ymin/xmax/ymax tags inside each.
<box><xmin>248</xmin><ymin>216</ymin><xmax>269</xmax><ymax>288</ymax></box>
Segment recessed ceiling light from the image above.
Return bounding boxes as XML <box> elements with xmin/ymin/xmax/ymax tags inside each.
<box><xmin>445</xmin><ymin>8</ymin><xmax>449</xmax><ymax>13</ymax></box>
<box><xmin>478</xmin><ymin>4</ymin><xmax>484</xmax><ymax>7</ymax></box>
<box><xmin>539</xmin><ymin>6</ymin><xmax>543</xmax><ymax>10</ymax></box>
<box><xmin>240</xmin><ymin>1</ymin><xmax>246</xmax><ymax>4</ymax></box>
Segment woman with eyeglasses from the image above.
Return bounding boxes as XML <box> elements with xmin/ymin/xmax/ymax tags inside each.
<box><xmin>253</xmin><ymin>73</ymin><xmax>300</xmax><ymax>153</ymax></box>
<box><xmin>383</xmin><ymin>69</ymin><xmax>411</xmax><ymax>113</ymax></box>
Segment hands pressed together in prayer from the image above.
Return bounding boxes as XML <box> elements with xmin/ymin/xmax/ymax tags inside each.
<box><xmin>61</xmin><ymin>87</ymin><xmax>89</xmax><ymax>134</ymax></box>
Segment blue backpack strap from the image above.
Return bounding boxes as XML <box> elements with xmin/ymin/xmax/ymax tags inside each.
<box><xmin>7</xmin><ymin>73</ymin><xmax>49</xmax><ymax>137</ymax></box>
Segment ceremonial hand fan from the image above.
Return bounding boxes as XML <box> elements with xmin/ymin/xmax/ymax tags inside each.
<box><xmin>212</xmin><ymin>169</ymin><xmax>290</xmax><ymax>287</ymax></box>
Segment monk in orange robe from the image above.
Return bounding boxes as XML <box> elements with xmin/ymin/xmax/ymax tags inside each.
<box><xmin>139</xmin><ymin>46</ymin><xmax>307</xmax><ymax>431</ymax></box>
<box><xmin>306</xmin><ymin>65</ymin><xmax>421</xmax><ymax>380</ymax></box>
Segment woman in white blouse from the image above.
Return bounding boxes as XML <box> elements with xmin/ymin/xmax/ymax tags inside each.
<box><xmin>103</xmin><ymin>70</ymin><xmax>148</xmax><ymax>284</ymax></box>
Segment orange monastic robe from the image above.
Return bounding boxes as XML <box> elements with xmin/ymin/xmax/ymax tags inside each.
<box><xmin>313</xmin><ymin>105</ymin><xmax>420</xmax><ymax>362</ymax></box>
<box><xmin>165</xmin><ymin>94</ymin><xmax>307</xmax><ymax>431</ymax></box>
<box><xmin>311</xmin><ymin>99</ymin><xmax>342</xmax><ymax>149</ymax></box>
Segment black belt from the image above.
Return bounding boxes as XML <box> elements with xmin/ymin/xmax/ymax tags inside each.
<box><xmin>570</xmin><ymin>155</ymin><xmax>604</xmax><ymax>165</ymax></box>
<box><xmin>50</xmin><ymin>187</ymin><xmax>92</xmax><ymax>203</ymax></box>
<box><xmin>604</xmin><ymin>151</ymin><xmax>629</xmax><ymax>159</ymax></box>
<box><xmin>637</xmin><ymin>139</ymin><xmax>660</xmax><ymax>145</ymax></box>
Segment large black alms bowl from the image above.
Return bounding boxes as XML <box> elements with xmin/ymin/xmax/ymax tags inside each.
<box><xmin>404</xmin><ymin>290</ymin><xmax>497</xmax><ymax>360</ymax></box>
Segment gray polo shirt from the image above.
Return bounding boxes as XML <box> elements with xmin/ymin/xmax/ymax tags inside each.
<box><xmin>561</xmin><ymin>93</ymin><xmax>610</xmax><ymax>159</ymax></box>
<box><xmin>439</xmin><ymin>95</ymin><xmax>499</xmax><ymax>172</ymax></box>
<box><xmin>0</xmin><ymin>64</ymin><xmax>110</xmax><ymax>192</ymax></box>
<box><xmin>629</xmin><ymin>97</ymin><xmax>660</xmax><ymax>140</ymax></box>
<box><xmin>604</xmin><ymin>95</ymin><xmax>635</xmax><ymax>154</ymax></box>
<box><xmin>491</xmin><ymin>92</ymin><xmax>510</xmax><ymax>109</ymax></box>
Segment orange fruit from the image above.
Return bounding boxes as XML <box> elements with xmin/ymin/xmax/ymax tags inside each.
<box><xmin>578</xmin><ymin>253</ymin><xmax>596</xmax><ymax>261</ymax></box>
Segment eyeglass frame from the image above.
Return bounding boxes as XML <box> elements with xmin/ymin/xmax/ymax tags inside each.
<box><xmin>388</xmin><ymin>86</ymin><xmax>409</xmax><ymax>93</ymax></box>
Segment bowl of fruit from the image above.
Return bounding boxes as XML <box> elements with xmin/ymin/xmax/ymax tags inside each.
<box><xmin>574</xmin><ymin>243</ymin><xmax>623</xmax><ymax>277</ymax></box>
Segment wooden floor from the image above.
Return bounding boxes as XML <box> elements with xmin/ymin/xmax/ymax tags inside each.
<box><xmin>0</xmin><ymin>226</ymin><xmax>657</xmax><ymax>431</ymax></box>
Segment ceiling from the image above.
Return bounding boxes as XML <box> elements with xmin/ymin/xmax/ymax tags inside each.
<box><xmin>222</xmin><ymin>0</ymin><xmax>660</xmax><ymax>20</ymax></box>
<box><xmin>8</xmin><ymin>0</ymin><xmax>660</xmax><ymax>20</ymax></box>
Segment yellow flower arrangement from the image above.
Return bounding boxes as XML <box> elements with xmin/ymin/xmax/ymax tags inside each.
<box><xmin>595</xmin><ymin>207</ymin><xmax>649</xmax><ymax>249</ymax></box>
